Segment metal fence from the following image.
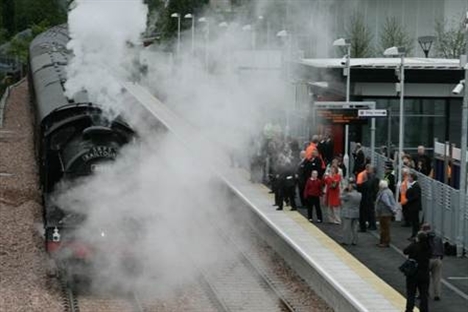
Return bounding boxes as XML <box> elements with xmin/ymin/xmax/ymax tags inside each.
<box><xmin>359</xmin><ymin>145</ymin><xmax>468</xmax><ymax>253</ymax></box>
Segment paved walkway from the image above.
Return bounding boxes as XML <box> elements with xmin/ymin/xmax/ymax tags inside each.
<box><xmin>293</xmin><ymin>205</ymin><xmax>468</xmax><ymax>312</ymax></box>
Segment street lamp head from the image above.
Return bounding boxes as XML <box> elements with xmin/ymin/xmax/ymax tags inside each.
<box><xmin>452</xmin><ymin>80</ymin><xmax>465</xmax><ymax>95</ymax></box>
<box><xmin>384</xmin><ymin>46</ymin><xmax>406</xmax><ymax>56</ymax></box>
<box><xmin>417</xmin><ymin>36</ymin><xmax>436</xmax><ymax>58</ymax></box>
<box><xmin>333</xmin><ymin>38</ymin><xmax>350</xmax><ymax>47</ymax></box>
<box><xmin>184</xmin><ymin>13</ymin><xmax>193</xmax><ymax>19</ymax></box>
<box><xmin>219</xmin><ymin>21</ymin><xmax>228</xmax><ymax>28</ymax></box>
<box><xmin>171</xmin><ymin>13</ymin><xmax>180</xmax><ymax>18</ymax></box>
<box><xmin>276</xmin><ymin>30</ymin><xmax>288</xmax><ymax>37</ymax></box>
<box><xmin>198</xmin><ymin>17</ymin><xmax>207</xmax><ymax>23</ymax></box>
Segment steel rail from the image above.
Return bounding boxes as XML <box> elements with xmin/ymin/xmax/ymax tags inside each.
<box><xmin>212</xmin><ymin>222</ymin><xmax>297</xmax><ymax>312</ymax></box>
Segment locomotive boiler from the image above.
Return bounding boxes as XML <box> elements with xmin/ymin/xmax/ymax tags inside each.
<box><xmin>28</xmin><ymin>24</ymin><xmax>136</xmax><ymax>277</ymax></box>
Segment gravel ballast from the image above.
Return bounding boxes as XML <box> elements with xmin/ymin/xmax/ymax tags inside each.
<box><xmin>0</xmin><ymin>81</ymin><xmax>62</xmax><ymax>312</ymax></box>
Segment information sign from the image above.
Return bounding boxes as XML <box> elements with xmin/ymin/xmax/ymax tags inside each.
<box><xmin>316</xmin><ymin>108</ymin><xmax>367</xmax><ymax>124</ymax></box>
<box><xmin>358</xmin><ymin>109</ymin><xmax>388</xmax><ymax>117</ymax></box>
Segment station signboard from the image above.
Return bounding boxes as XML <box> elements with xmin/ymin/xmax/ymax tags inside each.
<box><xmin>358</xmin><ymin>109</ymin><xmax>388</xmax><ymax>117</ymax></box>
<box><xmin>316</xmin><ymin>108</ymin><xmax>367</xmax><ymax>124</ymax></box>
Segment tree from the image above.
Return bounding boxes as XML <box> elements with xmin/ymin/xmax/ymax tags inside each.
<box><xmin>434</xmin><ymin>16</ymin><xmax>466</xmax><ymax>58</ymax></box>
<box><xmin>16</xmin><ymin>0</ymin><xmax>66</xmax><ymax>30</ymax></box>
<box><xmin>6</xmin><ymin>22</ymin><xmax>50</xmax><ymax>63</ymax></box>
<box><xmin>345</xmin><ymin>12</ymin><xmax>374</xmax><ymax>58</ymax></box>
<box><xmin>156</xmin><ymin>0</ymin><xmax>209</xmax><ymax>40</ymax></box>
<box><xmin>379</xmin><ymin>16</ymin><xmax>414</xmax><ymax>56</ymax></box>
<box><xmin>1</xmin><ymin>0</ymin><xmax>15</xmax><ymax>36</ymax></box>
<box><xmin>0</xmin><ymin>29</ymin><xmax>7</xmax><ymax>45</ymax></box>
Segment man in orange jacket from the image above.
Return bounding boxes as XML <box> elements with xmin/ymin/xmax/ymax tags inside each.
<box><xmin>305</xmin><ymin>135</ymin><xmax>319</xmax><ymax>160</ymax></box>
<box><xmin>400</xmin><ymin>168</ymin><xmax>410</xmax><ymax>227</ymax></box>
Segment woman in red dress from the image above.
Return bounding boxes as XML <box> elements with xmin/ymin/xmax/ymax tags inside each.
<box><xmin>324</xmin><ymin>165</ymin><xmax>342</xmax><ymax>224</ymax></box>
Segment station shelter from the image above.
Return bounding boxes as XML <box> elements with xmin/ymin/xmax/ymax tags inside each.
<box><xmin>288</xmin><ymin>57</ymin><xmax>465</xmax><ymax>157</ymax></box>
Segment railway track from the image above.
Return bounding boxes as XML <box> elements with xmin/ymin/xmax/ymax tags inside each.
<box><xmin>60</xmin><ymin>278</ymin><xmax>79</xmax><ymax>312</ymax></box>
<box><xmin>59</xmin><ymin>277</ymin><xmax>145</xmax><ymax>312</ymax></box>
<box><xmin>182</xmin><ymin>214</ymin><xmax>297</xmax><ymax>312</ymax></box>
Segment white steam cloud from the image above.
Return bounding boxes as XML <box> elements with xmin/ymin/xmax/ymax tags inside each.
<box><xmin>58</xmin><ymin>0</ymin><xmax>246</xmax><ymax>296</ymax></box>
<box><xmin>65</xmin><ymin>0</ymin><xmax>148</xmax><ymax>115</ymax></box>
<box><xmin>56</xmin><ymin>0</ymin><xmax>345</xmax><ymax>300</ymax></box>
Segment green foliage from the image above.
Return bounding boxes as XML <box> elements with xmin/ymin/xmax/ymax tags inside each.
<box><xmin>379</xmin><ymin>17</ymin><xmax>414</xmax><ymax>56</ymax></box>
<box><xmin>2</xmin><ymin>0</ymin><xmax>15</xmax><ymax>36</ymax></box>
<box><xmin>159</xmin><ymin>0</ymin><xmax>209</xmax><ymax>39</ymax></box>
<box><xmin>434</xmin><ymin>16</ymin><xmax>466</xmax><ymax>58</ymax></box>
<box><xmin>7</xmin><ymin>35</ymin><xmax>30</xmax><ymax>63</ymax></box>
<box><xmin>145</xmin><ymin>0</ymin><xmax>165</xmax><ymax>12</ymax></box>
<box><xmin>0</xmin><ymin>28</ymin><xmax>7</xmax><ymax>45</ymax></box>
<box><xmin>0</xmin><ymin>0</ymin><xmax>65</xmax><ymax>65</ymax></box>
<box><xmin>1</xmin><ymin>0</ymin><xmax>66</xmax><ymax>37</ymax></box>
<box><xmin>345</xmin><ymin>12</ymin><xmax>374</xmax><ymax>58</ymax></box>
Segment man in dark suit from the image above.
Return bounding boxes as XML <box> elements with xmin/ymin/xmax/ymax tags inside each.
<box><xmin>352</xmin><ymin>143</ymin><xmax>366</xmax><ymax>176</ymax></box>
<box><xmin>309</xmin><ymin>149</ymin><xmax>325</xmax><ymax>178</ymax></box>
<box><xmin>297</xmin><ymin>150</ymin><xmax>309</xmax><ymax>207</ymax></box>
<box><xmin>356</xmin><ymin>165</ymin><xmax>379</xmax><ymax>231</ymax></box>
<box><xmin>405</xmin><ymin>172</ymin><xmax>422</xmax><ymax>239</ymax></box>
<box><xmin>276</xmin><ymin>154</ymin><xmax>297</xmax><ymax>211</ymax></box>
<box><xmin>414</xmin><ymin>145</ymin><xmax>432</xmax><ymax>176</ymax></box>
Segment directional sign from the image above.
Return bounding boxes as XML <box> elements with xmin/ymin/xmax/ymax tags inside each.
<box><xmin>358</xmin><ymin>109</ymin><xmax>388</xmax><ymax>117</ymax></box>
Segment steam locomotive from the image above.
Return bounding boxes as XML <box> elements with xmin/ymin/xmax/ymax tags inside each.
<box><xmin>28</xmin><ymin>25</ymin><xmax>136</xmax><ymax>278</ymax></box>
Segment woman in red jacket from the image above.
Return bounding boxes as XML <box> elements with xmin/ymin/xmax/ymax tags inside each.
<box><xmin>324</xmin><ymin>165</ymin><xmax>342</xmax><ymax>224</ymax></box>
<box><xmin>303</xmin><ymin>170</ymin><xmax>323</xmax><ymax>223</ymax></box>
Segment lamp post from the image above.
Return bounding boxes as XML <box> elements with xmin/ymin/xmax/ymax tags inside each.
<box><xmin>218</xmin><ymin>22</ymin><xmax>230</xmax><ymax>72</ymax></box>
<box><xmin>384</xmin><ymin>46</ymin><xmax>406</xmax><ymax>202</ymax></box>
<box><xmin>277</xmin><ymin>29</ymin><xmax>292</xmax><ymax>137</ymax></box>
<box><xmin>277</xmin><ymin>30</ymin><xmax>291</xmax><ymax>77</ymax></box>
<box><xmin>242</xmin><ymin>24</ymin><xmax>256</xmax><ymax>50</ymax></box>
<box><xmin>171</xmin><ymin>13</ymin><xmax>181</xmax><ymax>56</ymax></box>
<box><xmin>184</xmin><ymin>13</ymin><xmax>195</xmax><ymax>54</ymax></box>
<box><xmin>417</xmin><ymin>36</ymin><xmax>436</xmax><ymax>58</ymax></box>
<box><xmin>198</xmin><ymin>17</ymin><xmax>210</xmax><ymax>70</ymax></box>
<box><xmin>456</xmin><ymin>11</ymin><xmax>468</xmax><ymax>257</ymax></box>
<box><xmin>333</xmin><ymin>38</ymin><xmax>351</xmax><ymax>180</ymax></box>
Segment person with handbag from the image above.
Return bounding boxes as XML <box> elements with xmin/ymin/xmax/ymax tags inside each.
<box><xmin>421</xmin><ymin>223</ymin><xmax>444</xmax><ymax>301</ymax></box>
<box><xmin>403</xmin><ymin>231</ymin><xmax>431</xmax><ymax>312</ymax></box>
<box><xmin>375</xmin><ymin>179</ymin><xmax>397</xmax><ymax>248</ymax></box>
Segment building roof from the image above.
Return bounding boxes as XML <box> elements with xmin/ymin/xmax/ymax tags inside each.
<box><xmin>299</xmin><ymin>57</ymin><xmax>462</xmax><ymax>70</ymax></box>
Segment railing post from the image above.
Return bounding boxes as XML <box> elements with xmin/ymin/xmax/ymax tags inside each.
<box><xmin>444</xmin><ymin>140</ymin><xmax>450</xmax><ymax>185</ymax></box>
<box><xmin>456</xmin><ymin>13</ymin><xmax>468</xmax><ymax>257</ymax></box>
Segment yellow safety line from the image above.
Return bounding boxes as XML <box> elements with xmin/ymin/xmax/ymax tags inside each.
<box><xmin>254</xmin><ymin>182</ymin><xmax>412</xmax><ymax>311</ymax></box>
<box><xmin>287</xmin><ymin>211</ymin><xmax>409</xmax><ymax>311</ymax></box>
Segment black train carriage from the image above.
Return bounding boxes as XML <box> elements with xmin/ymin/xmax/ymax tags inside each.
<box><xmin>28</xmin><ymin>25</ymin><xmax>135</xmax><ymax>258</ymax></box>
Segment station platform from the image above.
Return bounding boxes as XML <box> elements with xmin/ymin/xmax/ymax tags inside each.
<box><xmin>294</xmin><ymin>205</ymin><xmax>468</xmax><ymax>312</ymax></box>
<box><xmin>226</xmin><ymin>171</ymin><xmax>408</xmax><ymax>312</ymax></box>
<box><xmin>123</xmin><ymin>82</ymin><xmax>467</xmax><ymax>311</ymax></box>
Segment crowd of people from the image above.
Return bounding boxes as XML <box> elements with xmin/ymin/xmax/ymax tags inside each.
<box><xmin>247</xmin><ymin>131</ymin><xmax>445</xmax><ymax>312</ymax></box>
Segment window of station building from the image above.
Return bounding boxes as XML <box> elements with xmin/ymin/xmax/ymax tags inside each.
<box><xmin>359</xmin><ymin>98</ymin><xmax>447</xmax><ymax>155</ymax></box>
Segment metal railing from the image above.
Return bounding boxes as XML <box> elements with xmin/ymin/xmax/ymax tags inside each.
<box><xmin>359</xmin><ymin>145</ymin><xmax>468</xmax><ymax>253</ymax></box>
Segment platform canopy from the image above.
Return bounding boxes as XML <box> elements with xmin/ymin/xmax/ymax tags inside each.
<box><xmin>298</xmin><ymin>57</ymin><xmax>461</xmax><ymax>70</ymax></box>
